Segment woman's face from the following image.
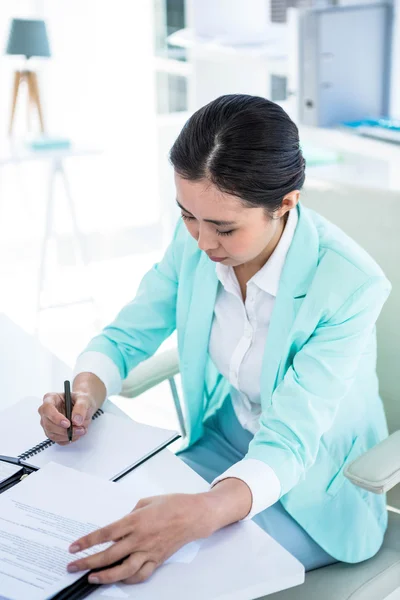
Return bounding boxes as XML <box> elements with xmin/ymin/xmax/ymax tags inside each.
<box><xmin>175</xmin><ymin>173</ymin><xmax>298</xmax><ymax>268</ymax></box>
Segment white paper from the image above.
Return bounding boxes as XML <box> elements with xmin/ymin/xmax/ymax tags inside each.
<box><xmin>0</xmin><ymin>397</ymin><xmax>177</xmax><ymax>481</ymax></box>
<box><xmin>28</xmin><ymin>412</ymin><xmax>176</xmax><ymax>480</ymax></box>
<box><xmin>0</xmin><ymin>463</ymin><xmax>135</xmax><ymax>600</ymax></box>
<box><xmin>100</xmin><ymin>584</ymin><xmax>129</xmax><ymax>598</ymax></box>
<box><xmin>164</xmin><ymin>540</ymin><xmax>202</xmax><ymax>564</ymax></box>
<box><xmin>0</xmin><ymin>460</ymin><xmax>23</xmax><ymax>484</ymax></box>
<box><xmin>0</xmin><ymin>462</ymin><xmax>204</xmax><ymax>600</ymax></box>
<box><xmin>97</xmin><ymin>543</ymin><xmax>203</xmax><ymax>600</ymax></box>
<box><xmin>115</xmin><ymin>461</ymin><xmax>167</xmax><ymax>497</ymax></box>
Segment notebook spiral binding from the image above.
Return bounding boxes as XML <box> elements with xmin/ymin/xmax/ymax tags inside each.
<box><xmin>18</xmin><ymin>408</ymin><xmax>104</xmax><ymax>461</ymax></box>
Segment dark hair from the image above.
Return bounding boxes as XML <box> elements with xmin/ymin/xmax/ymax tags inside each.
<box><xmin>170</xmin><ymin>94</ymin><xmax>305</xmax><ymax>215</ymax></box>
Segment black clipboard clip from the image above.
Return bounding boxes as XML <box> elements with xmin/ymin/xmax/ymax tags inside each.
<box><xmin>0</xmin><ymin>454</ymin><xmax>38</xmax><ymax>493</ymax></box>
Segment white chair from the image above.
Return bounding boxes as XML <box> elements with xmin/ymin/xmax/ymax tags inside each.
<box><xmin>120</xmin><ymin>183</ymin><xmax>400</xmax><ymax>599</ymax></box>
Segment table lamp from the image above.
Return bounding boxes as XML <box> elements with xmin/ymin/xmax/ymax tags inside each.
<box><xmin>5</xmin><ymin>18</ymin><xmax>51</xmax><ymax>136</ymax></box>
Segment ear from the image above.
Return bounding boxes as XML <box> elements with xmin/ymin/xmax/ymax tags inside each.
<box><xmin>275</xmin><ymin>191</ymin><xmax>300</xmax><ymax>218</ymax></box>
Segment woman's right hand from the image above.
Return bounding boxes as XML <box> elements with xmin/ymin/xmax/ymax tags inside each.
<box><xmin>38</xmin><ymin>373</ymin><xmax>107</xmax><ymax>445</ymax></box>
<box><xmin>38</xmin><ymin>390</ymin><xmax>98</xmax><ymax>445</ymax></box>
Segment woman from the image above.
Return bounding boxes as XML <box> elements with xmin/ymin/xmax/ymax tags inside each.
<box><xmin>39</xmin><ymin>95</ymin><xmax>391</xmax><ymax>585</ymax></box>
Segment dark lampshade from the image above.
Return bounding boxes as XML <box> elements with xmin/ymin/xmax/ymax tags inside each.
<box><xmin>5</xmin><ymin>18</ymin><xmax>51</xmax><ymax>59</ymax></box>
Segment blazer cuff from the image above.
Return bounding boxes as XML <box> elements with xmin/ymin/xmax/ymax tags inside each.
<box><xmin>210</xmin><ymin>458</ymin><xmax>281</xmax><ymax>520</ymax></box>
<box><xmin>73</xmin><ymin>351</ymin><xmax>122</xmax><ymax>397</ymax></box>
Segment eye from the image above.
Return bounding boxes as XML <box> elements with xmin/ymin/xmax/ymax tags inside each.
<box><xmin>181</xmin><ymin>213</ymin><xmax>195</xmax><ymax>222</ymax></box>
<box><xmin>216</xmin><ymin>229</ymin><xmax>234</xmax><ymax>236</ymax></box>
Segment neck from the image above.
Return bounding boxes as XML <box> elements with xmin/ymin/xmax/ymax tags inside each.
<box><xmin>235</xmin><ymin>213</ymin><xmax>288</xmax><ymax>281</ymax></box>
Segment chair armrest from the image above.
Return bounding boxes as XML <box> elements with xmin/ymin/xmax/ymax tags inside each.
<box><xmin>344</xmin><ymin>430</ymin><xmax>400</xmax><ymax>494</ymax></box>
<box><xmin>121</xmin><ymin>348</ymin><xmax>180</xmax><ymax>398</ymax></box>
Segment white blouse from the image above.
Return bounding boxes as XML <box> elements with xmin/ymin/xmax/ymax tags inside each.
<box><xmin>73</xmin><ymin>208</ymin><xmax>298</xmax><ymax>520</ymax></box>
<box><xmin>209</xmin><ymin>207</ymin><xmax>298</xmax><ymax>434</ymax></box>
<box><xmin>208</xmin><ymin>207</ymin><xmax>298</xmax><ymax>518</ymax></box>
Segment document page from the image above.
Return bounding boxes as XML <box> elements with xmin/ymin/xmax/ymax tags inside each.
<box><xmin>0</xmin><ymin>397</ymin><xmax>178</xmax><ymax>481</ymax></box>
<box><xmin>0</xmin><ymin>461</ymin><xmax>23</xmax><ymax>485</ymax></box>
<box><xmin>26</xmin><ymin>411</ymin><xmax>177</xmax><ymax>480</ymax></box>
<box><xmin>0</xmin><ymin>463</ymin><xmax>136</xmax><ymax>600</ymax></box>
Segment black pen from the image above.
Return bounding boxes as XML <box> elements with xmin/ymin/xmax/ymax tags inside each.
<box><xmin>64</xmin><ymin>380</ymin><xmax>73</xmax><ymax>442</ymax></box>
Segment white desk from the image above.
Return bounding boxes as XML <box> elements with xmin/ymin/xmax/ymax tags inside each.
<box><xmin>299</xmin><ymin>125</ymin><xmax>400</xmax><ymax>192</ymax></box>
<box><xmin>0</xmin><ymin>144</ymin><xmax>101</xmax><ymax>332</ymax></box>
<box><xmin>0</xmin><ymin>313</ymin><xmax>305</xmax><ymax>599</ymax></box>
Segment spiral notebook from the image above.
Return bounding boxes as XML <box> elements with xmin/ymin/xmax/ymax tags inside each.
<box><xmin>0</xmin><ymin>396</ymin><xmax>180</xmax><ymax>482</ymax></box>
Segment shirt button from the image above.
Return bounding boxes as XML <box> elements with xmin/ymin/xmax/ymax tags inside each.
<box><xmin>244</xmin><ymin>327</ymin><xmax>252</xmax><ymax>339</ymax></box>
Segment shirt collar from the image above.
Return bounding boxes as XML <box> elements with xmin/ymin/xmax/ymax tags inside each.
<box><xmin>216</xmin><ymin>206</ymin><xmax>298</xmax><ymax>297</ymax></box>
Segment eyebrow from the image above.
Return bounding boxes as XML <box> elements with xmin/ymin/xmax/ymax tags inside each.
<box><xmin>176</xmin><ymin>200</ymin><xmax>237</xmax><ymax>226</ymax></box>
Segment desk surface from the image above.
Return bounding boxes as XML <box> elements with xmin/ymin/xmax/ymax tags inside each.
<box><xmin>0</xmin><ymin>313</ymin><xmax>304</xmax><ymax>599</ymax></box>
<box><xmin>0</xmin><ymin>142</ymin><xmax>100</xmax><ymax>165</ymax></box>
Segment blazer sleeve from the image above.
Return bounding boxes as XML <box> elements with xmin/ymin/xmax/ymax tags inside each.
<box><xmin>245</xmin><ymin>275</ymin><xmax>392</xmax><ymax>496</ymax></box>
<box><xmin>74</xmin><ymin>220</ymin><xmax>183</xmax><ymax>392</ymax></box>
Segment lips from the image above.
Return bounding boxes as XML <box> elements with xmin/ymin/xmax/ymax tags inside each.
<box><xmin>208</xmin><ymin>256</ymin><xmax>226</xmax><ymax>262</ymax></box>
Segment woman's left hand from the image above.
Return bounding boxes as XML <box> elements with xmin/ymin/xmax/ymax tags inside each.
<box><xmin>67</xmin><ymin>493</ymin><xmax>213</xmax><ymax>585</ymax></box>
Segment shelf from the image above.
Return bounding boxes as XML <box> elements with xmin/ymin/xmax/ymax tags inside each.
<box><xmin>153</xmin><ymin>56</ymin><xmax>192</xmax><ymax>77</ymax></box>
<box><xmin>167</xmin><ymin>27</ymin><xmax>288</xmax><ymax>60</ymax></box>
<box><xmin>299</xmin><ymin>125</ymin><xmax>400</xmax><ymax>162</ymax></box>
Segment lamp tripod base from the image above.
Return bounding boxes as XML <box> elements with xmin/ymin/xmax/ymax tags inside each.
<box><xmin>8</xmin><ymin>70</ymin><xmax>45</xmax><ymax>136</ymax></box>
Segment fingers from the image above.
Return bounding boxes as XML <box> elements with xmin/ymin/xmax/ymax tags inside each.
<box><xmin>40</xmin><ymin>394</ymin><xmax>70</xmax><ymax>427</ymax></box>
<box><xmin>44</xmin><ymin>426</ymin><xmax>86</xmax><ymax>445</ymax></box>
<box><xmin>39</xmin><ymin>391</ymin><xmax>95</xmax><ymax>444</ymax></box>
<box><xmin>39</xmin><ymin>393</ymin><xmax>71</xmax><ymax>442</ymax></box>
<box><xmin>71</xmin><ymin>393</ymin><xmax>94</xmax><ymax>428</ymax></box>
<box><xmin>68</xmin><ymin>538</ymin><xmax>134</xmax><ymax>573</ymax></box>
<box><xmin>123</xmin><ymin>560</ymin><xmax>157</xmax><ymax>584</ymax></box>
<box><xmin>88</xmin><ymin>554</ymin><xmax>154</xmax><ymax>585</ymax></box>
<box><xmin>69</xmin><ymin>516</ymin><xmax>133</xmax><ymax>553</ymax></box>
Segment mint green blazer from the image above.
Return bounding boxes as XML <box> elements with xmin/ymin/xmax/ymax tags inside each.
<box><xmin>84</xmin><ymin>203</ymin><xmax>391</xmax><ymax>563</ymax></box>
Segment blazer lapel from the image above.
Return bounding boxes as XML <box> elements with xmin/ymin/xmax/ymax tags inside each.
<box><xmin>261</xmin><ymin>204</ymin><xmax>320</xmax><ymax>404</ymax></box>
<box><xmin>180</xmin><ymin>252</ymin><xmax>219</xmax><ymax>440</ymax></box>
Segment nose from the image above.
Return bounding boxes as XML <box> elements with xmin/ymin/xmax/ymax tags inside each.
<box><xmin>197</xmin><ymin>226</ymin><xmax>219</xmax><ymax>254</ymax></box>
